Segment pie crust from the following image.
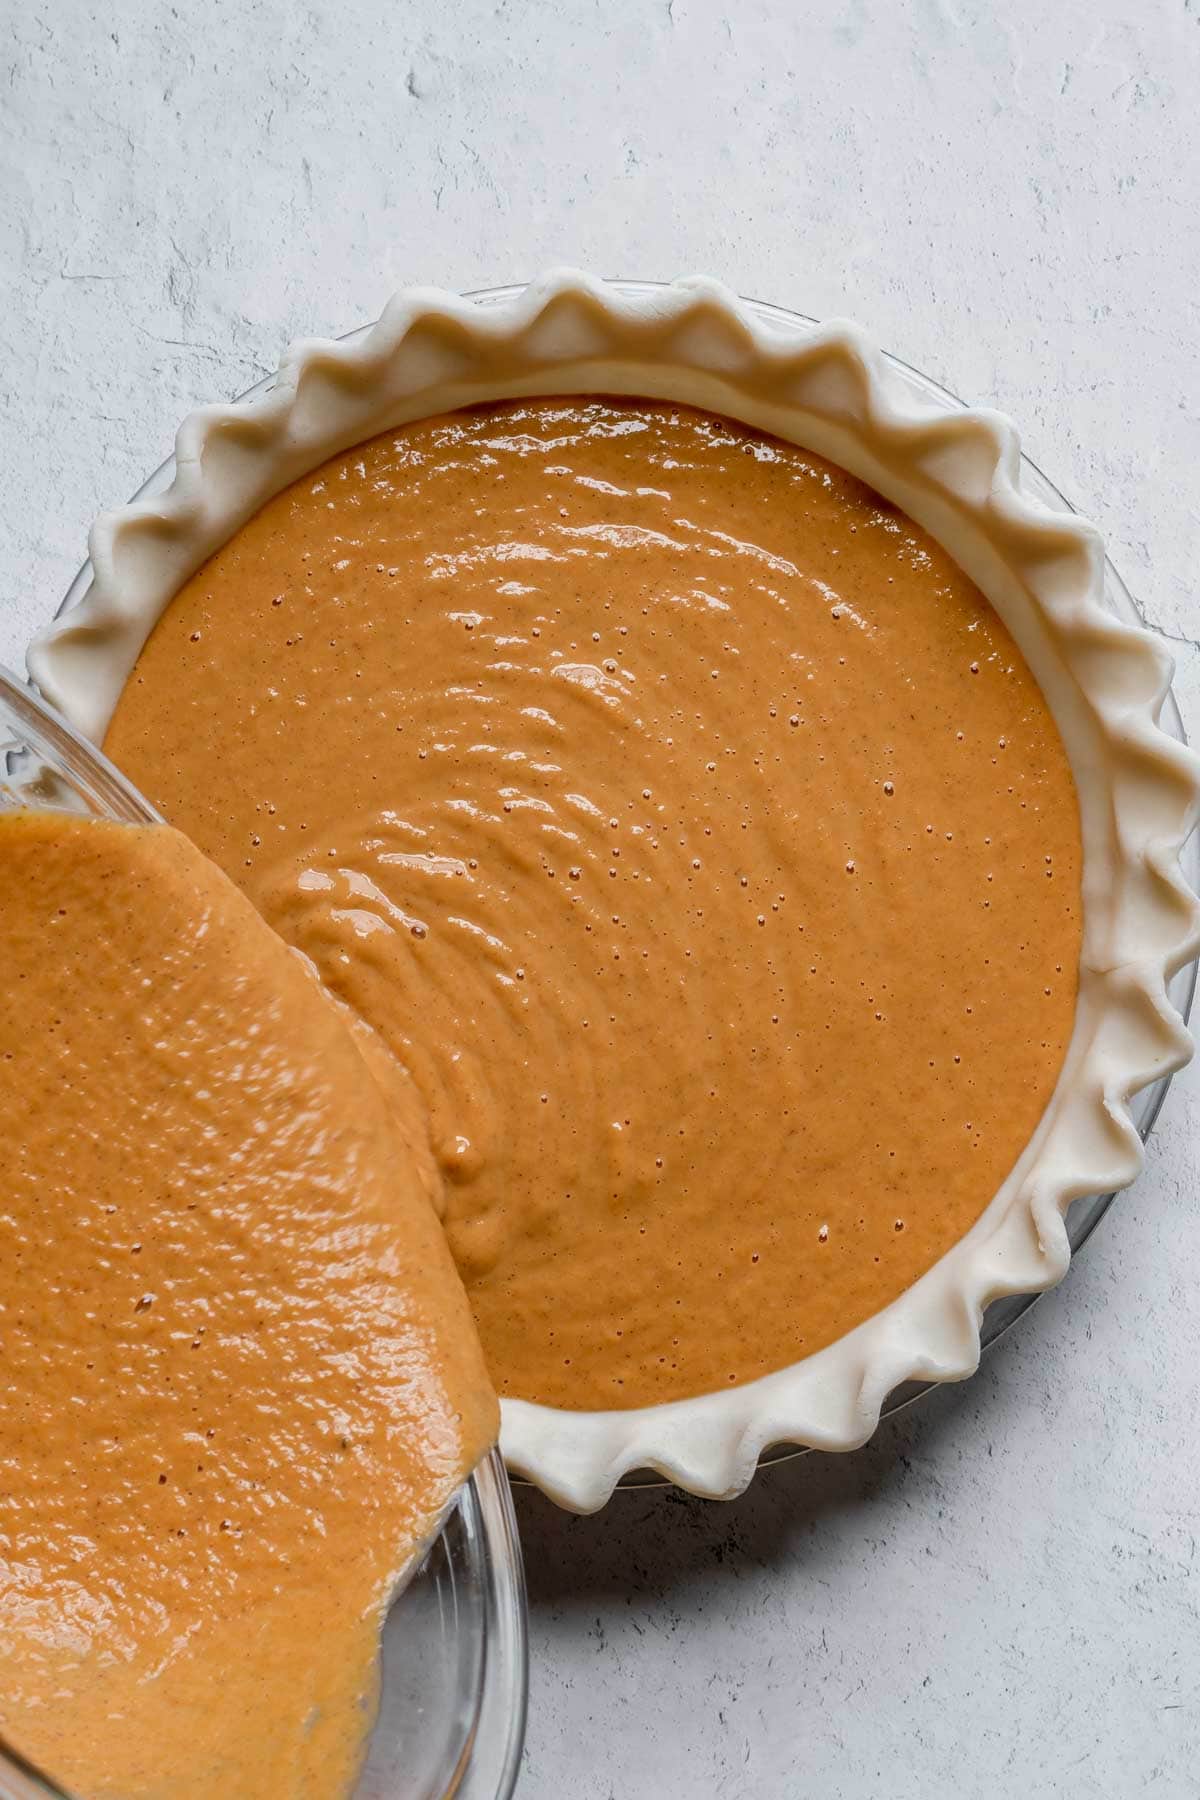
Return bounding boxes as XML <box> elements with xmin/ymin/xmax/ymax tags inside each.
<box><xmin>29</xmin><ymin>272</ymin><xmax>1200</xmax><ymax>1511</ymax></box>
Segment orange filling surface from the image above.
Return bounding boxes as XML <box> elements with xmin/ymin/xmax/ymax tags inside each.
<box><xmin>106</xmin><ymin>398</ymin><xmax>1083</xmax><ymax>1409</ymax></box>
<box><xmin>0</xmin><ymin>811</ymin><xmax>496</xmax><ymax>1798</ymax></box>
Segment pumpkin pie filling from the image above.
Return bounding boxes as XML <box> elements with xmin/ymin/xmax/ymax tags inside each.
<box><xmin>0</xmin><ymin>810</ymin><xmax>496</xmax><ymax>1798</ymax></box>
<box><xmin>105</xmin><ymin>397</ymin><xmax>1084</xmax><ymax>1411</ymax></box>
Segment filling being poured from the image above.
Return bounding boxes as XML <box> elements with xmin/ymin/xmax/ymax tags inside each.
<box><xmin>105</xmin><ymin>397</ymin><xmax>1084</xmax><ymax>1409</ymax></box>
<box><xmin>0</xmin><ymin>811</ymin><xmax>496</xmax><ymax>1799</ymax></box>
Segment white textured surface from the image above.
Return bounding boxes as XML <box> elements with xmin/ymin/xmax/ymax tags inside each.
<box><xmin>1</xmin><ymin>3</ymin><xmax>1198</xmax><ymax>1795</ymax></box>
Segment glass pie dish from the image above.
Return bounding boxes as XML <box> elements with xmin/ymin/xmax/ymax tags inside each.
<box><xmin>32</xmin><ymin>277</ymin><xmax>1200</xmax><ymax>1511</ymax></box>
<box><xmin>0</xmin><ymin>670</ymin><xmax>528</xmax><ymax>1799</ymax></box>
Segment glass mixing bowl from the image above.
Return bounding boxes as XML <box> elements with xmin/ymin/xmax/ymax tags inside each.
<box><xmin>0</xmin><ymin>671</ymin><xmax>528</xmax><ymax>1800</ymax></box>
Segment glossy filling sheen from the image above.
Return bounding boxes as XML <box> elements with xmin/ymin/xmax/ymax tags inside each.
<box><xmin>106</xmin><ymin>398</ymin><xmax>1084</xmax><ymax>1410</ymax></box>
<box><xmin>0</xmin><ymin>811</ymin><xmax>496</xmax><ymax>1799</ymax></box>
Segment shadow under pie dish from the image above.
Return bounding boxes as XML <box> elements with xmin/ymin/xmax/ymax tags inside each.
<box><xmin>29</xmin><ymin>271</ymin><xmax>1200</xmax><ymax>1513</ymax></box>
